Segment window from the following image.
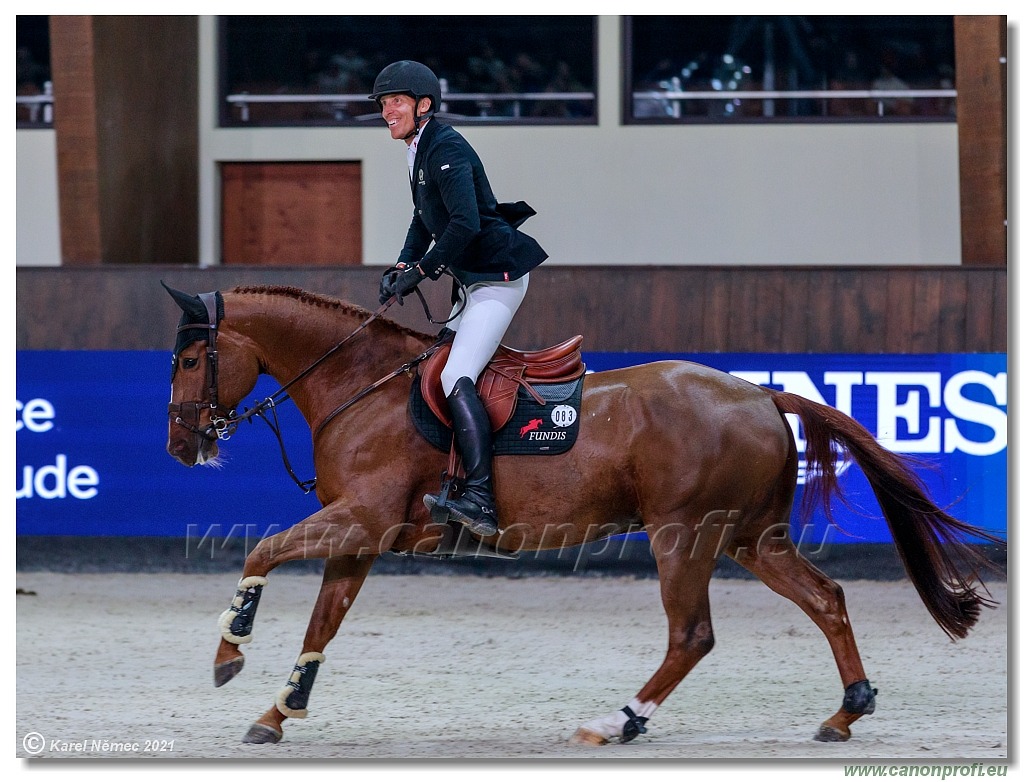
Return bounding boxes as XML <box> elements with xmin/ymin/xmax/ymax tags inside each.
<box><xmin>17</xmin><ymin>15</ymin><xmax>52</xmax><ymax>127</ymax></box>
<box><xmin>220</xmin><ymin>16</ymin><xmax>597</xmax><ymax>127</ymax></box>
<box><xmin>625</xmin><ymin>16</ymin><xmax>956</xmax><ymax>123</ymax></box>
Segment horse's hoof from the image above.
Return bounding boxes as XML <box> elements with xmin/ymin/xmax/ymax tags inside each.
<box><xmin>814</xmin><ymin>724</ymin><xmax>851</xmax><ymax>742</ymax></box>
<box><xmin>242</xmin><ymin>722</ymin><xmax>282</xmax><ymax>744</ymax></box>
<box><xmin>213</xmin><ymin>656</ymin><xmax>245</xmax><ymax>688</ymax></box>
<box><xmin>569</xmin><ymin>728</ymin><xmax>608</xmax><ymax>746</ymax></box>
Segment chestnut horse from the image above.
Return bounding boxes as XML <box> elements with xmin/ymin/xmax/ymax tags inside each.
<box><xmin>164</xmin><ymin>283</ymin><xmax>999</xmax><ymax>747</ymax></box>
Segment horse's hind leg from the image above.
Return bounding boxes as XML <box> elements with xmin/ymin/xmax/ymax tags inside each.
<box><xmin>243</xmin><ymin>553</ymin><xmax>377</xmax><ymax>744</ymax></box>
<box><xmin>571</xmin><ymin>531</ymin><xmax>719</xmax><ymax>745</ymax></box>
<box><xmin>728</xmin><ymin>531</ymin><xmax>876</xmax><ymax>742</ymax></box>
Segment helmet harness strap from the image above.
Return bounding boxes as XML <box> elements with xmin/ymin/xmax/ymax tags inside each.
<box><xmin>404</xmin><ymin>96</ymin><xmax>432</xmax><ymax>140</ymax></box>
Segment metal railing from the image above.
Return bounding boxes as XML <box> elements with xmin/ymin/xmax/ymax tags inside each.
<box><xmin>16</xmin><ymin>81</ymin><xmax>53</xmax><ymax>125</ymax></box>
<box><xmin>224</xmin><ymin>90</ymin><xmax>597</xmax><ymax>122</ymax></box>
<box><xmin>17</xmin><ymin>84</ymin><xmax>954</xmax><ymax>127</ymax></box>
<box><xmin>631</xmin><ymin>87</ymin><xmax>956</xmax><ymax>118</ymax></box>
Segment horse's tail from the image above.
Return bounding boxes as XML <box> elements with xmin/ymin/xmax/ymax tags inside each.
<box><xmin>768</xmin><ymin>389</ymin><xmax>1002</xmax><ymax>640</ymax></box>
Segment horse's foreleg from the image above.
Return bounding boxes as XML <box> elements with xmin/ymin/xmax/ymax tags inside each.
<box><xmin>213</xmin><ymin>575</ymin><xmax>266</xmax><ymax>687</ymax></box>
<box><xmin>571</xmin><ymin>534</ymin><xmax>718</xmax><ymax>746</ymax></box>
<box><xmin>211</xmin><ymin>505</ymin><xmax>401</xmax><ymax>689</ymax></box>
<box><xmin>242</xmin><ymin>553</ymin><xmax>377</xmax><ymax>744</ymax></box>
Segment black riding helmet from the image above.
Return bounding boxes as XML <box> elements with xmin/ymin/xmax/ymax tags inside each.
<box><xmin>368</xmin><ymin>60</ymin><xmax>442</xmax><ymax>133</ymax></box>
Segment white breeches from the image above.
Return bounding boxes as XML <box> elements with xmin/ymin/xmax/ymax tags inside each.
<box><xmin>440</xmin><ymin>274</ymin><xmax>530</xmax><ymax>395</ymax></box>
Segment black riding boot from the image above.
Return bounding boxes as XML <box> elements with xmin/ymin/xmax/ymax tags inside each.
<box><xmin>423</xmin><ymin>376</ymin><xmax>500</xmax><ymax>537</ymax></box>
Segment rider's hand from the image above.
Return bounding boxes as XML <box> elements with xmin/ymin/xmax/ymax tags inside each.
<box><xmin>378</xmin><ymin>266</ymin><xmax>400</xmax><ymax>305</ymax></box>
<box><xmin>381</xmin><ymin>263</ymin><xmax>425</xmax><ymax>305</ymax></box>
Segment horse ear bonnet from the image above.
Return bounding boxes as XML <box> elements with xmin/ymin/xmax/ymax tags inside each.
<box><xmin>161</xmin><ymin>281</ymin><xmax>224</xmax><ymax>355</ymax></box>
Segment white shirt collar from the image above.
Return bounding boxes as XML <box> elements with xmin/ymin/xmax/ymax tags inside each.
<box><xmin>407</xmin><ymin>118</ymin><xmax>429</xmax><ymax>180</ymax></box>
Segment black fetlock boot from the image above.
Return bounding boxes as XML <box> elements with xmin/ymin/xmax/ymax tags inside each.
<box><xmin>424</xmin><ymin>376</ymin><xmax>499</xmax><ymax>537</ymax></box>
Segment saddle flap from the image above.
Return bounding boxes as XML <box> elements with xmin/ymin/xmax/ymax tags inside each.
<box><xmin>419</xmin><ymin>344</ymin><xmax>454</xmax><ymax>427</ymax></box>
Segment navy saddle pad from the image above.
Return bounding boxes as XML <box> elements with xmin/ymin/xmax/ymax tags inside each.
<box><xmin>409</xmin><ymin>374</ymin><xmax>585</xmax><ymax>456</ymax></box>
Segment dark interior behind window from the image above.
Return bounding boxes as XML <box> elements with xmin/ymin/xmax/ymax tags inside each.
<box><xmin>220</xmin><ymin>16</ymin><xmax>596</xmax><ymax>126</ymax></box>
<box><xmin>625</xmin><ymin>16</ymin><xmax>956</xmax><ymax>123</ymax></box>
<box><xmin>17</xmin><ymin>15</ymin><xmax>52</xmax><ymax>127</ymax></box>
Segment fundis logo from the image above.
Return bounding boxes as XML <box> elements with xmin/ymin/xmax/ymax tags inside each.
<box><xmin>519</xmin><ymin>404</ymin><xmax>578</xmax><ymax>441</ymax></box>
<box><xmin>519</xmin><ymin>417</ymin><xmax>568</xmax><ymax>441</ymax></box>
<box><xmin>520</xmin><ymin>419</ymin><xmax>543</xmax><ymax>438</ymax></box>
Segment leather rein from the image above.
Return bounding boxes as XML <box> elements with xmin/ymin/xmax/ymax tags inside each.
<box><xmin>168</xmin><ymin>292</ymin><xmax>442</xmax><ymax>494</ymax></box>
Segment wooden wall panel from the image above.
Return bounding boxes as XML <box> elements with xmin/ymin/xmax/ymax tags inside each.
<box><xmin>16</xmin><ymin>267</ymin><xmax>1007</xmax><ymax>355</ymax></box>
<box><xmin>910</xmin><ymin>273</ymin><xmax>943</xmax><ymax>352</ymax></box>
<box><xmin>835</xmin><ymin>269</ymin><xmax>888</xmax><ymax>350</ymax></box>
<box><xmin>221</xmin><ymin>162</ymin><xmax>362</xmax><ymax>266</ymax></box>
<box><xmin>700</xmin><ymin>269</ymin><xmax>732</xmax><ymax>349</ymax></box>
<box><xmin>955</xmin><ymin>15</ymin><xmax>1008</xmax><ymax>265</ymax></box>
<box><xmin>883</xmin><ymin>272</ymin><xmax>916</xmax><ymax>354</ymax></box>
<box><xmin>93</xmin><ymin>16</ymin><xmax>198</xmax><ymax>265</ymax></box>
<box><xmin>963</xmin><ymin>270</ymin><xmax>995</xmax><ymax>349</ymax></box>
<box><xmin>804</xmin><ymin>269</ymin><xmax>837</xmax><ymax>352</ymax></box>
<box><xmin>777</xmin><ymin>271</ymin><xmax>810</xmax><ymax>353</ymax></box>
<box><xmin>937</xmin><ymin>272</ymin><xmax>969</xmax><ymax>353</ymax></box>
<box><xmin>48</xmin><ymin>16</ymin><xmax>198</xmax><ymax>265</ymax></box>
<box><xmin>49</xmin><ymin>16</ymin><xmax>102</xmax><ymax>264</ymax></box>
<box><xmin>990</xmin><ymin>274</ymin><xmax>1007</xmax><ymax>347</ymax></box>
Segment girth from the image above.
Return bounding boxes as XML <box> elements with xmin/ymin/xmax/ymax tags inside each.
<box><xmin>419</xmin><ymin>335</ymin><xmax>585</xmax><ymax>430</ymax></box>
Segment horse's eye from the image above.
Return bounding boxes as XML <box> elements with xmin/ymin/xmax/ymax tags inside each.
<box><xmin>182</xmin><ymin>357</ymin><xmax>199</xmax><ymax>370</ymax></box>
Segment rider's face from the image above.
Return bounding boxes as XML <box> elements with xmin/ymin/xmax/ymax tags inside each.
<box><xmin>380</xmin><ymin>94</ymin><xmax>430</xmax><ymax>143</ymax></box>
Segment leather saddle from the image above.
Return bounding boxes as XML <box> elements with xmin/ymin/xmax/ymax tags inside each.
<box><xmin>419</xmin><ymin>334</ymin><xmax>585</xmax><ymax>430</ymax></box>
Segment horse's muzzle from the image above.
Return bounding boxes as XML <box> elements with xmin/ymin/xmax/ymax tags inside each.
<box><xmin>167</xmin><ymin>413</ymin><xmax>219</xmax><ymax>467</ymax></box>
<box><xmin>167</xmin><ymin>432</ymin><xmax>219</xmax><ymax>467</ymax></box>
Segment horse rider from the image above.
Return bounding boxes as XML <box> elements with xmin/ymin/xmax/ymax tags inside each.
<box><xmin>371</xmin><ymin>59</ymin><xmax>548</xmax><ymax>537</ymax></box>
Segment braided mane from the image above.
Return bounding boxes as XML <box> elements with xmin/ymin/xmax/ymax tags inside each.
<box><xmin>229</xmin><ymin>285</ymin><xmax>432</xmax><ymax>340</ymax></box>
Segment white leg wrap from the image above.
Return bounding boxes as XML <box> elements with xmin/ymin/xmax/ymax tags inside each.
<box><xmin>574</xmin><ymin>699</ymin><xmax>658</xmax><ymax>743</ymax></box>
<box><xmin>218</xmin><ymin>576</ymin><xmax>268</xmax><ymax>644</ymax></box>
<box><xmin>276</xmin><ymin>652</ymin><xmax>326</xmax><ymax>719</ymax></box>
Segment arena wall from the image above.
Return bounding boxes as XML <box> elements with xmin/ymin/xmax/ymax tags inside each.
<box><xmin>16</xmin><ymin>265</ymin><xmax>1006</xmax><ymax>353</ymax></box>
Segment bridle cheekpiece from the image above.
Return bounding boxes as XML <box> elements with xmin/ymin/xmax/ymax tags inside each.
<box><xmin>168</xmin><ymin>291</ymin><xmax>236</xmax><ymax>444</ymax></box>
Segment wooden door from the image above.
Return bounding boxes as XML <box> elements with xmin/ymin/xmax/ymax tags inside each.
<box><xmin>221</xmin><ymin>161</ymin><xmax>362</xmax><ymax>265</ymax></box>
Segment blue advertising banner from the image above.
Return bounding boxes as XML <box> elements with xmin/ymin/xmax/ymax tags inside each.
<box><xmin>16</xmin><ymin>351</ymin><xmax>1006</xmax><ymax>545</ymax></box>
<box><xmin>16</xmin><ymin>351</ymin><xmax>323</xmax><ymax>539</ymax></box>
<box><xmin>586</xmin><ymin>353</ymin><xmax>1006</xmax><ymax>546</ymax></box>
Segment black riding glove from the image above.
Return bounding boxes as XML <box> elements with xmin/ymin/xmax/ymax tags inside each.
<box><xmin>378</xmin><ymin>267</ymin><xmax>399</xmax><ymax>304</ymax></box>
<box><xmin>381</xmin><ymin>264</ymin><xmax>425</xmax><ymax>305</ymax></box>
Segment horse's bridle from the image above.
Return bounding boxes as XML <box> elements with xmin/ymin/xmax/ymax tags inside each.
<box><xmin>167</xmin><ymin>291</ymin><xmax>445</xmax><ymax>494</ymax></box>
<box><xmin>168</xmin><ymin>292</ymin><xmax>231</xmax><ymax>444</ymax></box>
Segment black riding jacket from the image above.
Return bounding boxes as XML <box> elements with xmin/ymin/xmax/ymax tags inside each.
<box><xmin>397</xmin><ymin>120</ymin><xmax>548</xmax><ymax>285</ymax></box>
